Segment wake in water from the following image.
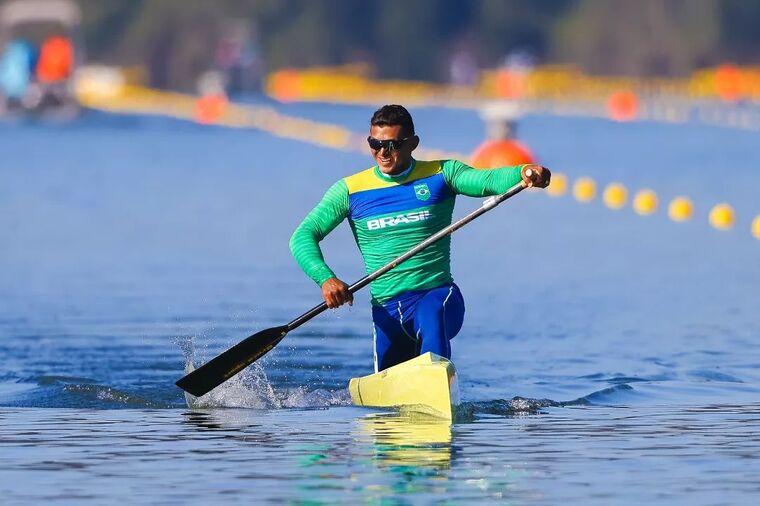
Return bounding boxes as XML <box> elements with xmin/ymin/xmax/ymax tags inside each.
<box><xmin>176</xmin><ymin>336</ymin><xmax>643</xmax><ymax>417</ymax></box>
<box><xmin>460</xmin><ymin>397</ymin><xmax>568</xmax><ymax>418</ymax></box>
<box><xmin>0</xmin><ymin>374</ymin><xmax>176</xmax><ymax>409</ymax></box>
<box><xmin>455</xmin><ymin>384</ymin><xmax>635</xmax><ymax>420</ymax></box>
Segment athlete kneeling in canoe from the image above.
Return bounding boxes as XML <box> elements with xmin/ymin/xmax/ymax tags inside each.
<box><xmin>290</xmin><ymin>105</ymin><xmax>550</xmax><ymax>373</ymax></box>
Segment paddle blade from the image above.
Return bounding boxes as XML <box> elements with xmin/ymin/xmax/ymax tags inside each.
<box><xmin>175</xmin><ymin>325</ymin><xmax>289</xmax><ymax>397</ymax></box>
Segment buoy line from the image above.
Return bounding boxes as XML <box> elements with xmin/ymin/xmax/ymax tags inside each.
<box><xmin>78</xmin><ymin>86</ymin><xmax>758</xmax><ymax>240</ymax></box>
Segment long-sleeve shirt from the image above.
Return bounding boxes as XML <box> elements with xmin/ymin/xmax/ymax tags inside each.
<box><xmin>289</xmin><ymin>159</ymin><xmax>523</xmax><ymax>305</ymax></box>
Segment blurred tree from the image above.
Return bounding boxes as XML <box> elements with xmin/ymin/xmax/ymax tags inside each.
<box><xmin>123</xmin><ymin>0</ymin><xmax>223</xmax><ymax>89</ymax></box>
<box><xmin>370</xmin><ymin>0</ymin><xmax>473</xmax><ymax>80</ymax></box>
<box><xmin>78</xmin><ymin>0</ymin><xmax>144</xmax><ymax>62</ymax></box>
<box><xmin>551</xmin><ymin>0</ymin><xmax>720</xmax><ymax>76</ymax></box>
<box><xmin>719</xmin><ymin>0</ymin><xmax>760</xmax><ymax>64</ymax></box>
<box><xmin>73</xmin><ymin>0</ymin><xmax>760</xmax><ymax>88</ymax></box>
<box><xmin>476</xmin><ymin>0</ymin><xmax>573</xmax><ymax>64</ymax></box>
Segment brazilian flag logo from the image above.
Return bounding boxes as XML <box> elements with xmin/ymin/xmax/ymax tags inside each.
<box><xmin>414</xmin><ymin>183</ymin><xmax>431</xmax><ymax>201</ymax></box>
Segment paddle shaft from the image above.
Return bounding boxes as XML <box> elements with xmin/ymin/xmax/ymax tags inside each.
<box><xmin>286</xmin><ymin>178</ymin><xmax>528</xmax><ymax>331</ymax></box>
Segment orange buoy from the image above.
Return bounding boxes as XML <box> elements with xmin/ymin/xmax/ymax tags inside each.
<box><xmin>195</xmin><ymin>94</ymin><xmax>228</xmax><ymax>124</ymax></box>
<box><xmin>268</xmin><ymin>69</ymin><xmax>302</xmax><ymax>102</ymax></box>
<box><xmin>470</xmin><ymin>139</ymin><xmax>535</xmax><ymax>169</ymax></box>
<box><xmin>606</xmin><ymin>90</ymin><xmax>639</xmax><ymax>122</ymax></box>
<box><xmin>715</xmin><ymin>64</ymin><xmax>742</xmax><ymax>102</ymax></box>
<box><xmin>495</xmin><ymin>70</ymin><xmax>526</xmax><ymax>99</ymax></box>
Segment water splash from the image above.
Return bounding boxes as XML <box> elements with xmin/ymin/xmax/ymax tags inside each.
<box><xmin>180</xmin><ymin>339</ymin><xmax>351</xmax><ymax>410</ymax></box>
<box><xmin>278</xmin><ymin>386</ymin><xmax>351</xmax><ymax>408</ymax></box>
<box><xmin>182</xmin><ymin>357</ymin><xmax>279</xmax><ymax>409</ymax></box>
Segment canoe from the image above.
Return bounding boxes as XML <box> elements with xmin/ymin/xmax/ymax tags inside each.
<box><xmin>348</xmin><ymin>352</ymin><xmax>460</xmax><ymax>421</ymax></box>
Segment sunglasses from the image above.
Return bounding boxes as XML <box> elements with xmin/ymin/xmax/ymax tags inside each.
<box><xmin>367</xmin><ymin>136</ymin><xmax>412</xmax><ymax>152</ymax></box>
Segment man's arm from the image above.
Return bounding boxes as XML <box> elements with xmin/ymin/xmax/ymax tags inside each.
<box><xmin>289</xmin><ymin>180</ymin><xmax>349</xmax><ymax>285</ymax></box>
<box><xmin>442</xmin><ymin>159</ymin><xmax>550</xmax><ymax>196</ymax></box>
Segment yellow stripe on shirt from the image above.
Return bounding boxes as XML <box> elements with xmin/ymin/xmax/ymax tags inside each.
<box><xmin>344</xmin><ymin>160</ymin><xmax>442</xmax><ymax>194</ymax></box>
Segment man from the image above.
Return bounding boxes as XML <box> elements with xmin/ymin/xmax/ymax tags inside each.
<box><xmin>290</xmin><ymin>105</ymin><xmax>550</xmax><ymax>372</ymax></box>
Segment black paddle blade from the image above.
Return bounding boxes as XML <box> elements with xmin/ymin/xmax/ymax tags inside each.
<box><xmin>175</xmin><ymin>325</ymin><xmax>289</xmax><ymax>397</ymax></box>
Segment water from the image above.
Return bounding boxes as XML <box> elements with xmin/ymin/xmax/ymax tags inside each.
<box><xmin>1</xmin><ymin>104</ymin><xmax>759</xmax><ymax>504</ymax></box>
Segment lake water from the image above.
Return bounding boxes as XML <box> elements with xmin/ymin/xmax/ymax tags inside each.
<box><xmin>1</xmin><ymin>101</ymin><xmax>759</xmax><ymax>504</ymax></box>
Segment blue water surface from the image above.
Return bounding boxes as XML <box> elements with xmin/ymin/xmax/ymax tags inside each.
<box><xmin>1</xmin><ymin>104</ymin><xmax>759</xmax><ymax>505</ymax></box>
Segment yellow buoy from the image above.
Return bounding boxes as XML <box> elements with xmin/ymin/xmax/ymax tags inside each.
<box><xmin>546</xmin><ymin>172</ymin><xmax>568</xmax><ymax>197</ymax></box>
<box><xmin>633</xmin><ymin>189</ymin><xmax>658</xmax><ymax>215</ymax></box>
<box><xmin>668</xmin><ymin>196</ymin><xmax>694</xmax><ymax>222</ymax></box>
<box><xmin>752</xmin><ymin>215</ymin><xmax>760</xmax><ymax>239</ymax></box>
<box><xmin>603</xmin><ymin>183</ymin><xmax>628</xmax><ymax>210</ymax></box>
<box><xmin>573</xmin><ymin>177</ymin><xmax>596</xmax><ymax>203</ymax></box>
<box><xmin>709</xmin><ymin>203</ymin><xmax>735</xmax><ymax>230</ymax></box>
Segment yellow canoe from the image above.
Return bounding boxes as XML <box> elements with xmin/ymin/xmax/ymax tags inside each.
<box><xmin>348</xmin><ymin>352</ymin><xmax>460</xmax><ymax>421</ymax></box>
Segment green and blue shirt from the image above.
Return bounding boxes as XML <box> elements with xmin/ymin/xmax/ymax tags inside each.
<box><xmin>290</xmin><ymin>159</ymin><xmax>523</xmax><ymax>305</ymax></box>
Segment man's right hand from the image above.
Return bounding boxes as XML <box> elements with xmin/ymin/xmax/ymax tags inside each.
<box><xmin>321</xmin><ymin>277</ymin><xmax>353</xmax><ymax>308</ymax></box>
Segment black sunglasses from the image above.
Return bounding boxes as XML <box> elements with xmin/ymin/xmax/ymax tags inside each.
<box><xmin>367</xmin><ymin>136</ymin><xmax>412</xmax><ymax>152</ymax></box>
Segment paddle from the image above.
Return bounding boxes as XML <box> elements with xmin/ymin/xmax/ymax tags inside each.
<box><xmin>176</xmin><ymin>172</ymin><xmax>533</xmax><ymax>397</ymax></box>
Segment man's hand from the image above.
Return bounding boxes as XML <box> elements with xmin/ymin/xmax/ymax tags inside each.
<box><xmin>321</xmin><ymin>277</ymin><xmax>353</xmax><ymax>308</ymax></box>
<box><xmin>521</xmin><ymin>164</ymin><xmax>551</xmax><ymax>188</ymax></box>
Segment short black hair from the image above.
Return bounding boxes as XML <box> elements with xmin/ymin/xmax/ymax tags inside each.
<box><xmin>370</xmin><ymin>104</ymin><xmax>415</xmax><ymax>137</ymax></box>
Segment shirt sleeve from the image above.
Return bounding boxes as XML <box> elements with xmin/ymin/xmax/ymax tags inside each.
<box><xmin>441</xmin><ymin>159</ymin><xmax>524</xmax><ymax>197</ymax></box>
<box><xmin>289</xmin><ymin>180</ymin><xmax>349</xmax><ymax>287</ymax></box>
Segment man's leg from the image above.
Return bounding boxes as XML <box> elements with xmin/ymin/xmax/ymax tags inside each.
<box><xmin>371</xmin><ymin>304</ymin><xmax>418</xmax><ymax>372</ymax></box>
<box><xmin>413</xmin><ymin>284</ymin><xmax>465</xmax><ymax>359</ymax></box>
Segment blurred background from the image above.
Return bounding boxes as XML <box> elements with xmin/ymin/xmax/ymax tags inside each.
<box><xmin>74</xmin><ymin>0</ymin><xmax>760</xmax><ymax>87</ymax></box>
<box><xmin>1</xmin><ymin>0</ymin><xmax>760</xmax><ymax>107</ymax></box>
<box><xmin>91</xmin><ymin>0</ymin><xmax>759</xmax><ymax>88</ymax></box>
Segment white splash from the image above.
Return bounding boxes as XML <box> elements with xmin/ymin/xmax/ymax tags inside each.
<box><xmin>178</xmin><ymin>336</ymin><xmax>351</xmax><ymax>410</ymax></box>
<box><xmin>183</xmin><ymin>359</ymin><xmax>280</xmax><ymax>409</ymax></box>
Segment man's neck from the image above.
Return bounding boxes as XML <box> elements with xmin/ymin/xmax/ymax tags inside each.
<box><xmin>385</xmin><ymin>160</ymin><xmax>415</xmax><ymax>179</ymax></box>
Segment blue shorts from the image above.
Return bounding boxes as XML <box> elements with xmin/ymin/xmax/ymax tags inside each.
<box><xmin>371</xmin><ymin>283</ymin><xmax>465</xmax><ymax>372</ymax></box>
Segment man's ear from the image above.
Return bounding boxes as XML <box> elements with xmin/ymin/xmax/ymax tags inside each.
<box><xmin>409</xmin><ymin>135</ymin><xmax>420</xmax><ymax>151</ymax></box>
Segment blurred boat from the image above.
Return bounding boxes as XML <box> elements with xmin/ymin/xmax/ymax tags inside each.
<box><xmin>349</xmin><ymin>352</ymin><xmax>461</xmax><ymax>422</ymax></box>
<box><xmin>0</xmin><ymin>0</ymin><xmax>82</xmax><ymax>119</ymax></box>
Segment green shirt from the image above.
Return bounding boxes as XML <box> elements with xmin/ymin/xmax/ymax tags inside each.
<box><xmin>290</xmin><ymin>159</ymin><xmax>523</xmax><ymax>304</ymax></box>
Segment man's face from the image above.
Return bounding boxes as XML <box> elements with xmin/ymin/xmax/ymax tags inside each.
<box><xmin>369</xmin><ymin>124</ymin><xmax>417</xmax><ymax>175</ymax></box>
